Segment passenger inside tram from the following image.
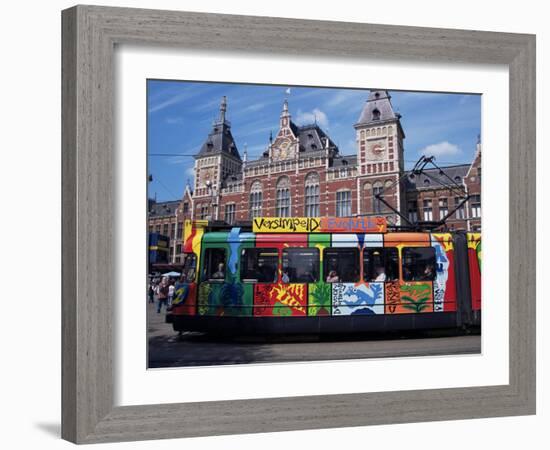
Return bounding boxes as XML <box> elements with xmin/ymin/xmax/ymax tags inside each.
<box><xmin>326</xmin><ymin>270</ymin><xmax>340</xmax><ymax>282</ymax></box>
<box><xmin>374</xmin><ymin>265</ymin><xmax>386</xmax><ymax>282</ymax></box>
<box><xmin>418</xmin><ymin>264</ymin><xmax>435</xmax><ymax>281</ymax></box>
<box><xmin>281</xmin><ymin>269</ymin><xmax>290</xmax><ymax>283</ymax></box>
<box><xmin>212</xmin><ymin>262</ymin><xmax>225</xmax><ymax>279</ymax></box>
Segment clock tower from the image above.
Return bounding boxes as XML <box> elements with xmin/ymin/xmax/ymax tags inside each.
<box><xmin>193</xmin><ymin>96</ymin><xmax>242</xmax><ymax>220</ymax></box>
<box><xmin>270</xmin><ymin>99</ymin><xmax>298</xmax><ymax>161</ymax></box>
<box><xmin>354</xmin><ymin>90</ymin><xmax>406</xmax><ymax>223</ymax></box>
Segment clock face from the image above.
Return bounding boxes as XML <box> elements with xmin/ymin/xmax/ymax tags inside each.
<box><xmin>275</xmin><ymin>139</ymin><xmax>292</xmax><ymax>160</ymax></box>
<box><xmin>202</xmin><ymin>167</ymin><xmax>215</xmax><ymax>185</ymax></box>
<box><xmin>372</xmin><ymin>144</ymin><xmax>384</xmax><ymax>154</ymax></box>
<box><xmin>368</xmin><ymin>140</ymin><xmax>386</xmax><ymax>160</ymax></box>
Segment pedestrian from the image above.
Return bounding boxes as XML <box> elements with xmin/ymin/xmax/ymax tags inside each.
<box><xmin>168</xmin><ymin>280</ymin><xmax>175</xmax><ymax>307</ymax></box>
<box><xmin>147</xmin><ymin>280</ymin><xmax>155</xmax><ymax>303</ymax></box>
<box><xmin>157</xmin><ymin>278</ymin><xmax>169</xmax><ymax>314</ymax></box>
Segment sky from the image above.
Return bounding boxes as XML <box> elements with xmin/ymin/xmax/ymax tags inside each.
<box><xmin>147</xmin><ymin>80</ymin><xmax>481</xmax><ymax>202</ymax></box>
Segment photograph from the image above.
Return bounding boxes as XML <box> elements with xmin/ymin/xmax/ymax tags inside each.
<box><xmin>146</xmin><ymin>81</ymin><xmax>482</xmax><ymax>368</ymax></box>
<box><xmin>1</xmin><ymin>0</ymin><xmax>541</xmax><ymax>446</ymax></box>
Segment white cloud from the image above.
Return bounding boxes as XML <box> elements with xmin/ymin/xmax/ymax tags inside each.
<box><xmin>325</xmin><ymin>90</ymin><xmax>362</xmax><ymax>107</ymax></box>
<box><xmin>295</xmin><ymin>108</ymin><xmax>329</xmax><ymax>129</ymax></box>
<box><xmin>342</xmin><ymin>139</ymin><xmax>356</xmax><ymax>155</ymax></box>
<box><xmin>165</xmin><ymin>117</ymin><xmax>185</xmax><ymax>125</ymax></box>
<box><xmin>240</xmin><ymin>125</ymin><xmax>275</xmax><ymax>137</ymax></box>
<box><xmin>242</xmin><ymin>102</ymin><xmax>266</xmax><ymax>113</ymax></box>
<box><xmin>148</xmin><ymin>91</ymin><xmax>196</xmax><ymax>114</ymax></box>
<box><xmin>419</xmin><ymin>141</ymin><xmax>462</xmax><ymax>158</ymax></box>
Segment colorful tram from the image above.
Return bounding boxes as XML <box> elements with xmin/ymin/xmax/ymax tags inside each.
<box><xmin>168</xmin><ymin>217</ymin><xmax>481</xmax><ymax>335</ymax></box>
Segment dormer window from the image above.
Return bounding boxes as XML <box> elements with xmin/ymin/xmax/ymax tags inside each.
<box><xmin>311</xmin><ymin>144</ymin><xmax>317</xmax><ymax>150</ymax></box>
<box><xmin>374</xmin><ymin>92</ymin><xmax>380</xmax><ymax>99</ymax></box>
<box><xmin>372</xmin><ymin>108</ymin><xmax>381</xmax><ymax>121</ymax></box>
<box><xmin>307</xmin><ymin>133</ymin><xmax>314</xmax><ymax>139</ymax></box>
<box><xmin>424</xmin><ymin>178</ymin><xmax>430</xmax><ymax>186</ymax></box>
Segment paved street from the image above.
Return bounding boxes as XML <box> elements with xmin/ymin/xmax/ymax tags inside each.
<box><xmin>147</xmin><ymin>302</ymin><xmax>481</xmax><ymax>368</ymax></box>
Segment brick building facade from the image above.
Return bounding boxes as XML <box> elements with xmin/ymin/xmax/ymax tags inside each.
<box><xmin>148</xmin><ymin>196</ymin><xmax>192</xmax><ymax>264</ymax></box>
<box><xmin>148</xmin><ymin>90</ymin><xmax>481</xmax><ymax>256</ymax></box>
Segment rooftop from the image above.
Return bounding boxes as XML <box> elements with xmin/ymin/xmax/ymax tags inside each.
<box><xmin>148</xmin><ymin>200</ymin><xmax>181</xmax><ymax>217</ymax></box>
<box><xmin>404</xmin><ymin>164</ymin><xmax>470</xmax><ymax>191</ymax></box>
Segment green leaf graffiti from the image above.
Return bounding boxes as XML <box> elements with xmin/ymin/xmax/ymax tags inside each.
<box><xmin>308</xmin><ymin>282</ymin><xmax>332</xmax><ymax>316</ymax></box>
<box><xmin>400</xmin><ymin>284</ymin><xmax>432</xmax><ymax>313</ymax></box>
<box><xmin>198</xmin><ymin>283</ymin><xmax>211</xmax><ymax>315</ymax></box>
<box><xmin>273</xmin><ymin>301</ymin><xmax>293</xmax><ymax>316</ymax></box>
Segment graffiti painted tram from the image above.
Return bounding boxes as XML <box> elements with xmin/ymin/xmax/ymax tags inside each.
<box><xmin>167</xmin><ymin>217</ymin><xmax>481</xmax><ymax>334</ymax></box>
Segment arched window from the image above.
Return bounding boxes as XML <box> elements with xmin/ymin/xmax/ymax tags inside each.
<box><xmin>373</xmin><ymin>181</ymin><xmax>384</xmax><ymax>214</ymax></box>
<box><xmin>276</xmin><ymin>176</ymin><xmax>291</xmax><ymax>217</ymax></box>
<box><xmin>304</xmin><ymin>172</ymin><xmax>320</xmax><ymax>217</ymax></box>
<box><xmin>336</xmin><ymin>190</ymin><xmax>352</xmax><ymax>217</ymax></box>
<box><xmin>249</xmin><ymin>180</ymin><xmax>263</xmax><ymax>219</ymax></box>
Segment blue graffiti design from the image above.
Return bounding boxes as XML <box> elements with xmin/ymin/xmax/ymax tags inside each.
<box><xmin>356</xmin><ymin>233</ymin><xmax>365</xmax><ymax>249</ymax></box>
<box><xmin>227</xmin><ymin>228</ymin><xmax>241</xmax><ymax>275</ymax></box>
<box><xmin>351</xmin><ymin>307</ymin><xmax>375</xmax><ymax>315</ymax></box>
<box><xmin>342</xmin><ymin>283</ymin><xmax>382</xmax><ymax>307</ymax></box>
<box><xmin>228</xmin><ymin>229</ymin><xmax>255</xmax><ymax>276</ymax></box>
<box><xmin>433</xmin><ymin>243</ymin><xmax>449</xmax><ymax>274</ymax></box>
<box><xmin>171</xmin><ymin>282</ymin><xmax>189</xmax><ymax>306</ymax></box>
<box><xmin>220</xmin><ymin>279</ymin><xmax>244</xmax><ymax>308</ymax></box>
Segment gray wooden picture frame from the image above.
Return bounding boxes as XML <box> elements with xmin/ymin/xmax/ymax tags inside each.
<box><xmin>61</xmin><ymin>5</ymin><xmax>536</xmax><ymax>444</ymax></box>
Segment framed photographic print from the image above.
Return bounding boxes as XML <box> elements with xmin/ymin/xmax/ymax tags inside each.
<box><xmin>62</xmin><ymin>5</ymin><xmax>535</xmax><ymax>444</ymax></box>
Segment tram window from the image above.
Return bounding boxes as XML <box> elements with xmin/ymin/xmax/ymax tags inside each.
<box><xmin>282</xmin><ymin>248</ymin><xmax>320</xmax><ymax>283</ymax></box>
<box><xmin>323</xmin><ymin>248</ymin><xmax>360</xmax><ymax>283</ymax></box>
<box><xmin>181</xmin><ymin>253</ymin><xmax>197</xmax><ymax>282</ymax></box>
<box><xmin>202</xmin><ymin>248</ymin><xmax>227</xmax><ymax>282</ymax></box>
<box><xmin>240</xmin><ymin>248</ymin><xmax>279</xmax><ymax>283</ymax></box>
<box><xmin>402</xmin><ymin>247</ymin><xmax>436</xmax><ymax>281</ymax></box>
<box><xmin>363</xmin><ymin>248</ymin><xmax>399</xmax><ymax>282</ymax></box>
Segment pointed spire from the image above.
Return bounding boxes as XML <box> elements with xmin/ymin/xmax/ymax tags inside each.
<box><xmin>219</xmin><ymin>95</ymin><xmax>227</xmax><ymax>123</ymax></box>
<box><xmin>281</xmin><ymin>99</ymin><xmax>291</xmax><ymax>119</ymax></box>
<box><xmin>280</xmin><ymin>99</ymin><xmax>291</xmax><ymax>130</ymax></box>
<box><xmin>269</xmin><ymin>130</ymin><xmax>273</xmax><ymax>144</ymax></box>
<box><xmin>195</xmin><ymin>94</ymin><xmax>242</xmax><ymax>160</ymax></box>
<box><xmin>243</xmin><ymin>143</ymin><xmax>248</xmax><ymax>162</ymax></box>
<box><xmin>355</xmin><ymin>90</ymin><xmax>398</xmax><ymax>127</ymax></box>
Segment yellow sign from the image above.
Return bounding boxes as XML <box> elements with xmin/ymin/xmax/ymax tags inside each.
<box><xmin>252</xmin><ymin>217</ymin><xmax>387</xmax><ymax>233</ymax></box>
<box><xmin>253</xmin><ymin>217</ymin><xmax>321</xmax><ymax>233</ymax></box>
